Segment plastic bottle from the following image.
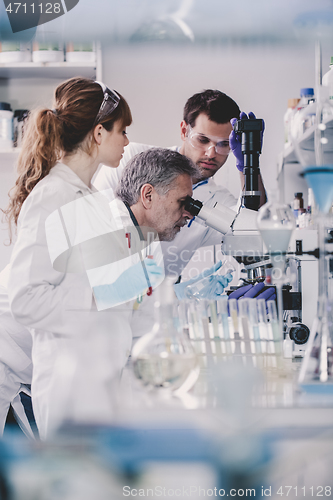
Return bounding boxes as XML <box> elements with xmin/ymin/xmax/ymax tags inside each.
<box><xmin>283</xmin><ymin>333</ymin><xmax>293</xmax><ymax>359</ymax></box>
<box><xmin>293</xmin><ymin>192</ymin><xmax>304</xmax><ymax>225</ymax></box>
<box><xmin>322</xmin><ymin>56</ymin><xmax>333</xmax><ymax>101</ymax></box>
<box><xmin>0</xmin><ymin>41</ymin><xmax>31</xmax><ymax>63</ymax></box>
<box><xmin>13</xmin><ymin>109</ymin><xmax>29</xmax><ymax>148</ymax></box>
<box><xmin>66</xmin><ymin>42</ymin><xmax>95</xmax><ymax>63</ymax></box>
<box><xmin>284</xmin><ymin>98</ymin><xmax>299</xmax><ymax>145</ymax></box>
<box><xmin>32</xmin><ymin>42</ymin><xmax>64</xmax><ymax>63</ymax></box>
<box><xmin>293</xmin><ymin>192</ymin><xmax>304</xmax><ymax>212</ymax></box>
<box><xmin>0</xmin><ymin>102</ymin><xmax>13</xmax><ymax>151</ymax></box>
<box><xmin>290</xmin><ymin>88</ymin><xmax>315</xmax><ymax>139</ymax></box>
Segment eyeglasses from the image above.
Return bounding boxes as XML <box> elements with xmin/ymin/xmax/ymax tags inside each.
<box><xmin>93</xmin><ymin>81</ymin><xmax>120</xmax><ymax>126</ymax></box>
<box><xmin>187</xmin><ymin>125</ymin><xmax>230</xmax><ymax>155</ymax></box>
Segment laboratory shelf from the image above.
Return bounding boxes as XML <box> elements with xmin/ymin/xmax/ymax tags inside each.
<box><xmin>281</xmin><ymin>115</ymin><xmax>333</xmax><ymax>167</ymax></box>
<box><xmin>0</xmin><ymin>61</ymin><xmax>97</xmax><ymax>79</ymax></box>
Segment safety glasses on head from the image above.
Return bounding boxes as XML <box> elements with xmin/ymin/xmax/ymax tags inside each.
<box><xmin>93</xmin><ymin>81</ymin><xmax>120</xmax><ymax>126</ymax></box>
<box><xmin>187</xmin><ymin>125</ymin><xmax>230</xmax><ymax>156</ymax></box>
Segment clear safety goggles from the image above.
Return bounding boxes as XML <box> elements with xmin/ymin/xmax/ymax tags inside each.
<box><xmin>93</xmin><ymin>81</ymin><xmax>120</xmax><ymax>126</ymax></box>
<box><xmin>187</xmin><ymin>125</ymin><xmax>230</xmax><ymax>155</ymax></box>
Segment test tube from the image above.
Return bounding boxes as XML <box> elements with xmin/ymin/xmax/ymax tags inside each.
<box><xmin>238</xmin><ymin>299</ymin><xmax>252</xmax><ymax>355</ymax></box>
<box><xmin>217</xmin><ymin>297</ymin><xmax>230</xmax><ymax>339</ymax></box>
<box><xmin>257</xmin><ymin>299</ymin><xmax>269</xmax><ymax>353</ymax></box>
<box><xmin>209</xmin><ymin>301</ymin><xmax>219</xmax><ymax>339</ymax></box>
<box><xmin>189</xmin><ymin>300</ymin><xmax>204</xmax><ymax>341</ymax></box>
<box><xmin>228</xmin><ymin>298</ymin><xmax>238</xmax><ymax>338</ymax></box>
<box><xmin>200</xmin><ymin>300</ymin><xmax>212</xmax><ymax>355</ymax></box>
<box><xmin>217</xmin><ymin>297</ymin><xmax>232</xmax><ymax>355</ymax></box>
<box><xmin>268</xmin><ymin>300</ymin><xmax>282</xmax><ymax>357</ymax></box>
<box><xmin>229</xmin><ymin>298</ymin><xmax>241</xmax><ymax>355</ymax></box>
<box><xmin>248</xmin><ymin>298</ymin><xmax>261</xmax><ymax>354</ymax></box>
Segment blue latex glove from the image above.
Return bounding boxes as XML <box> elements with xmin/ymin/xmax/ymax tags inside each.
<box><xmin>229</xmin><ymin>111</ymin><xmax>265</xmax><ymax>172</ymax></box>
<box><xmin>93</xmin><ymin>258</ymin><xmax>163</xmax><ymax>310</ymax></box>
<box><xmin>174</xmin><ymin>261</ymin><xmax>223</xmax><ymax>300</ymax></box>
<box><xmin>228</xmin><ymin>282</ymin><xmax>276</xmax><ymax>302</ymax></box>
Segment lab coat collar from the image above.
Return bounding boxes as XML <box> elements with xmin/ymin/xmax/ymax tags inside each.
<box><xmin>50</xmin><ymin>162</ymin><xmax>97</xmax><ymax>195</ymax></box>
<box><xmin>193</xmin><ymin>176</ymin><xmax>217</xmax><ymax>191</ymax></box>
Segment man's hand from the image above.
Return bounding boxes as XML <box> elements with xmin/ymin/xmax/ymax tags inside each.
<box><xmin>229</xmin><ymin>111</ymin><xmax>265</xmax><ymax>173</ymax></box>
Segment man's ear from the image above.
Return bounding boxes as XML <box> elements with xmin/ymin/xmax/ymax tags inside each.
<box><xmin>180</xmin><ymin>120</ymin><xmax>188</xmax><ymax>142</ymax></box>
<box><xmin>140</xmin><ymin>184</ymin><xmax>154</xmax><ymax>209</ymax></box>
<box><xmin>93</xmin><ymin>124</ymin><xmax>104</xmax><ymax>145</ymax></box>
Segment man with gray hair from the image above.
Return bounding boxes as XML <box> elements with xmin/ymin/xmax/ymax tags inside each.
<box><xmin>116</xmin><ymin>148</ymin><xmax>198</xmax><ymax>242</ymax></box>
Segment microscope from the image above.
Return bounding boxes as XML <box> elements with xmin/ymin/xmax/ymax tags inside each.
<box><xmin>184</xmin><ymin>116</ymin><xmax>310</xmax><ymax>348</ymax></box>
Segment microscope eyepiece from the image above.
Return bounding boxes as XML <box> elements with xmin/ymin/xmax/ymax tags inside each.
<box><xmin>184</xmin><ymin>196</ymin><xmax>202</xmax><ymax>216</ymax></box>
<box><xmin>233</xmin><ymin>119</ymin><xmax>263</xmax><ymax>133</ymax></box>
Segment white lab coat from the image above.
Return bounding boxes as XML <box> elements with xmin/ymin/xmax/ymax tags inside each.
<box><xmin>0</xmin><ymin>266</ymin><xmax>33</xmax><ymax>436</ymax></box>
<box><xmin>94</xmin><ymin>142</ymin><xmax>238</xmax><ymax>277</ymax></box>
<box><xmin>7</xmin><ymin>163</ymin><xmax>136</xmax><ymax>439</ymax></box>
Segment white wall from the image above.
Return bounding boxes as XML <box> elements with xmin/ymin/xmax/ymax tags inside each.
<box><xmin>100</xmin><ymin>41</ymin><xmax>331</xmax><ymax>278</ymax></box>
<box><xmin>0</xmin><ymin>40</ymin><xmax>331</xmax><ymax>270</ymax></box>
<box><xmin>101</xmin><ymin>41</ymin><xmax>327</xmax><ymax>199</ymax></box>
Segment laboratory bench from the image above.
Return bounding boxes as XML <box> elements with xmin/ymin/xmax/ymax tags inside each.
<box><xmin>1</xmin><ymin>331</ymin><xmax>333</xmax><ymax>500</ymax></box>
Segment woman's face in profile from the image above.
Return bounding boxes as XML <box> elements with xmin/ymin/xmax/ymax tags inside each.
<box><xmin>99</xmin><ymin>120</ymin><xmax>129</xmax><ymax>168</ymax></box>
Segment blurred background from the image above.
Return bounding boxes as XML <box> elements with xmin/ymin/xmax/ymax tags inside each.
<box><xmin>2</xmin><ymin>0</ymin><xmax>333</xmax><ymax>267</ymax></box>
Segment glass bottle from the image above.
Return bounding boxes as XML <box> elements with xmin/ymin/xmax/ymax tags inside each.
<box><xmin>131</xmin><ymin>277</ymin><xmax>199</xmax><ymax>394</ymax></box>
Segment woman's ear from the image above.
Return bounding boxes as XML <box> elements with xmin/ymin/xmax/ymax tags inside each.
<box><xmin>140</xmin><ymin>184</ymin><xmax>154</xmax><ymax>209</ymax></box>
<box><xmin>93</xmin><ymin>124</ymin><xmax>104</xmax><ymax>145</ymax></box>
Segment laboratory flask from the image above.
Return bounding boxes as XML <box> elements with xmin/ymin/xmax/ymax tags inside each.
<box><xmin>132</xmin><ymin>278</ymin><xmax>199</xmax><ymax>394</ymax></box>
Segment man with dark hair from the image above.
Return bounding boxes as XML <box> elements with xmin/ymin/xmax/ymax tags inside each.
<box><xmin>94</xmin><ymin>89</ymin><xmax>266</xmax><ymax>277</ymax></box>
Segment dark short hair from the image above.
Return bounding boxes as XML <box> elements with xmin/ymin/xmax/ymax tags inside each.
<box><xmin>116</xmin><ymin>148</ymin><xmax>199</xmax><ymax>206</ymax></box>
<box><xmin>183</xmin><ymin>89</ymin><xmax>240</xmax><ymax>127</ymax></box>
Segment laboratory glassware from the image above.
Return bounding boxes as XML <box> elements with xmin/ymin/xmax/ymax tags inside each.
<box><xmin>284</xmin><ymin>98</ymin><xmax>300</xmax><ymax>145</ymax></box>
<box><xmin>298</xmin><ymin>166</ymin><xmax>333</xmax><ymax>390</ymax></box>
<box><xmin>294</xmin><ymin>86</ymin><xmax>333</xmax><ymax>391</ymax></box>
<box><xmin>183</xmin><ymin>259</ymin><xmax>235</xmax><ymax>300</ymax></box>
<box><xmin>131</xmin><ymin>278</ymin><xmax>199</xmax><ymax>394</ymax></box>
<box><xmin>322</xmin><ymin>56</ymin><xmax>333</xmax><ymax>101</ymax></box>
<box><xmin>257</xmin><ymin>191</ymin><xmax>295</xmax><ymax>341</ymax></box>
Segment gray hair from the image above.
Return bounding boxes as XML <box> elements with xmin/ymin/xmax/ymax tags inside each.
<box><xmin>116</xmin><ymin>148</ymin><xmax>199</xmax><ymax>205</ymax></box>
